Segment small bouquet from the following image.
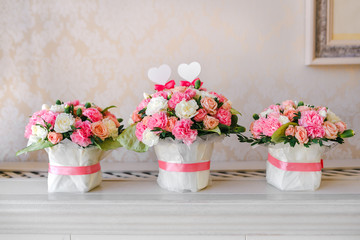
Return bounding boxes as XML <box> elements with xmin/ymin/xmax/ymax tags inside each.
<box><xmin>239</xmin><ymin>100</ymin><xmax>355</xmax><ymax>191</ymax></box>
<box><xmin>120</xmin><ymin>62</ymin><xmax>245</xmax><ymax>192</ymax></box>
<box><xmin>17</xmin><ymin>100</ymin><xmax>123</xmax><ymax>192</ymax></box>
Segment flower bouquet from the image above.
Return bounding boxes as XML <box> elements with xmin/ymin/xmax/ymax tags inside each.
<box><xmin>17</xmin><ymin>100</ymin><xmax>123</xmax><ymax>192</ymax></box>
<box><xmin>119</xmin><ymin>62</ymin><xmax>245</xmax><ymax>192</ymax></box>
<box><xmin>238</xmin><ymin>100</ymin><xmax>355</xmax><ymax>191</ymax></box>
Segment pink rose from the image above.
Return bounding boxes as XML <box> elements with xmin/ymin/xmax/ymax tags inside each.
<box><xmin>323</xmin><ymin>121</ymin><xmax>339</xmax><ymax>139</ymax></box>
<box><xmin>172</xmin><ymin>119</ymin><xmax>198</xmax><ymax>145</ymax></box>
<box><xmin>136</xmin><ymin>98</ymin><xmax>151</xmax><ymax>111</ymax></box>
<box><xmin>216</xmin><ymin>108</ymin><xmax>232</xmax><ymax>126</ymax></box>
<box><xmin>165</xmin><ymin>117</ymin><xmax>178</xmax><ymax>132</ymax></box>
<box><xmin>135</xmin><ymin>122</ymin><xmax>147</xmax><ymax>141</ymax></box>
<box><xmin>147</xmin><ymin>112</ymin><xmax>167</xmax><ymax>130</ymax></box>
<box><xmin>306</xmin><ymin>125</ymin><xmax>325</xmax><ymax>139</ymax></box>
<box><xmin>295</xmin><ymin>126</ymin><xmax>309</xmax><ymax>144</ymax></box>
<box><xmin>335</xmin><ymin>121</ymin><xmax>347</xmax><ymax>134</ymax></box>
<box><xmin>184</xmin><ymin>89</ymin><xmax>196</xmax><ymax>99</ymax></box>
<box><xmin>203</xmin><ymin>115</ymin><xmax>219</xmax><ymax>130</ymax></box>
<box><xmin>262</xmin><ymin>117</ymin><xmax>281</xmax><ymax>136</ymax></box>
<box><xmin>47</xmin><ymin>132</ymin><xmax>63</xmax><ymax>144</ymax></box>
<box><xmin>209</xmin><ymin>91</ymin><xmax>228</xmax><ymax>103</ymax></box>
<box><xmin>131</xmin><ymin>110</ymin><xmax>142</xmax><ymax>123</ymax></box>
<box><xmin>298</xmin><ymin>110</ymin><xmax>324</xmax><ymax>127</ymax></box>
<box><xmin>168</xmin><ymin>92</ymin><xmax>190</xmax><ymax>109</ymax></box>
<box><xmin>281</xmin><ymin>100</ymin><xmax>295</xmax><ymax>109</ymax></box>
<box><xmin>284</xmin><ymin>109</ymin><xmax>298</xmax><ymax>122</ymax></box>
<box><xmin>70</xmin><ymin>130</ymin><xmax>92</xmax><ymax>147</ymax></box>
<box><xmin>193</xmin><ymin>108</ymin><xmax>207</xmax><ymax>122</ymax></box>
<box><xmin>83</xmin><ymin>108</ymin><xmax>103</xmax><ymax>122</ymax></box>
<box><xmin>285</xmin><ymin>125</ymin><xmax>295</xmax><ymax>136</ymax></box>
<box><xmin>201</xmin><ymin>97</ymin><xmax>218</xmax><ymax>115</ymax></box>
<box><xmin>297</xmin><ymin>106</ymin><xmax>311</xmax><ymax>112</ymax></box>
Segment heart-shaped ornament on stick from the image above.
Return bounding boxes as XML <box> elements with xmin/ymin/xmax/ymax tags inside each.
<box><xmin>147</xmin><ymin>64</ymin><xmax>171</xmax><ymax>85</ymax></box>
<box><xmin>177</xmin><ymin>62</ymin><xmax>201</xmax><ymax>81</ymax></box>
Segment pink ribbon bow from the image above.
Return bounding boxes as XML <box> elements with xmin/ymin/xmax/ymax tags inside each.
<box><xmin>154</xmin><ymin>80</ymin><xmax>176</xmax><ymax>91</ymax></box>
<box><xmin>180</xmin><ymin>78</ymin><xmax>203</xmax><ymax>88</ymax></box>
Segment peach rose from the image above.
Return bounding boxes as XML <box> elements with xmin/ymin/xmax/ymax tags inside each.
<box><xmin>171</xmin><ymin>86</ymin><xmax>187</xmax><ymax>93</ymax></box>
<box><xmin>47</xmin><ymin>132</ymin><xmax>63</xmax><ymax>144</ymax></box>
<box><xmin>203</xmin><ymin>115</ymin><xmax>219</xmax><ymax>130</ymax></box>
<box><xmin>284</xmin><ymin>109</ymin><xmax>298</xmax><ymax>122</ymax></box>
<box><xmin>295</xmin><ymin>126</ymin><xmax>309</xmax><ymax>144</ymax></box>
<box><xmin>297</xmin><ymin>106</ymin><xmax>311</xmax><ymax>112</ymax></box>
<box><xmin>131</xmin><ymin>110</ymin><xmax>142</xmax><ymax>123</ymax></box>
<box><xmin>201</xmin><ymin>97</ymin><xmax>218</xmax><ymax>115</ymax></box>
<box><xmin>335</xmin><ymin>121</ymin><xmax>347</xmax><ymax>134</ymax></box>
<box><xmin>142</xmin><ymin>116</ymin><xmax>151</xmax><ymax>127</ymax></box>
<box><xmin>165</xmin><ymin>117</ymin><xmax>178</xmax><ymax>132</ymax></box>
<box><xmin>91</xmin><ymin>121</ymin><xmax>109</xmax><ymax>140</ymax></box>
<box><xmin>285</xmin><ymin>125</ymin><xmax>295</xmax><ymax>136</ymax></box>
<box><xmin>222</xmin><ymin>101</ymin><xmax>232</xmax><ymax>111</ymax></box>
<box><xmin>323</xmin><ymin>121</ymin><xmax>338</xmax><ymax>139</ymax></box>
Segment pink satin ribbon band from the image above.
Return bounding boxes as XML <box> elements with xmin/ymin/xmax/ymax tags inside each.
<box><xmin>268</xmin><ymin>153</ymin><xmax>323</xmax><ymax>172</ymax></box>
<box><xmin>158</xmin><ymin>160</ymin><xmax>210</xmax><ymax>172</ymax></box>
<box><xmin>48</xmin><ymin>163</ymin><xmax>101</xmax><ymax>175</ymax></box>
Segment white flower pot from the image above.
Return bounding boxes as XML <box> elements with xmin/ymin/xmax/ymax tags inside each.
<box><xmin>266</xmin><ymin>143</ymin><xmax>326</xmax><ymax>191</ymax></box>
<box><xmin>46</xmin><ymin>140</ymin><xmax>106</xmax><ymax>193</ymax></box>
<box><xmin>154</xmin><ymin>136</ymin><xmax>219</xmax><ymax>193</ymax></box>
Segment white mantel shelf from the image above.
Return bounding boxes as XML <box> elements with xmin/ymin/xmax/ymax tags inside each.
<box><xmin>0</xmin><ymin>178</ymin><xmax>360</xmax><ymax>238</ymax></box>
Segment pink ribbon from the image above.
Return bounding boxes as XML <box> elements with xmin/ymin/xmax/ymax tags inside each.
<box><xmin>154</xmin><ymin>80</ymin><xmax>176</xmax><ymax>91</ymax></box>
<box><xmin>158</xmin><ymin>160</ymin><xmax>210</xmax><ymax>172</ymax></box>
<box><xmin>180</xmin><ymin>78</ymin><xmax>203</xmax><ymax>88</ymax></box>
<box><xmin>268</xmin><ymin>153</ymin><xmax>323</xmax><ymax>172</ymax></box>
<box><xmin>48</xmin><ymin>163</ymin><xmax>101</xmax><ymax>175</ymax></box>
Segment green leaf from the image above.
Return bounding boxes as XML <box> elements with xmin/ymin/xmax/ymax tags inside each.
<box><xmin>230</xmin><ymin>108</ymin><xmax>242</xmax><ymax>116</ymax></box>
<box><xmin>218</xmin><ymin>124</ymin><xmax>230</xmax><ymax>134</ymax></box>
<box><xmin>117</xmin><ymin>118</ymin><xmax>123</xmax><ymax>123</ymax></box>
<box><xmin>64</xmin><ymin>106</ymin><xmax>71</xmax><ymax>113</ymax></box>
<box><xmin>76</xmin><ymin>108</ymin><xmax>82</xmax><ymax>116</ymax></box>
<box><xmin>297</xmin><ymin>101</ymin><xmax>304</xmax><ymax>107</ymax></box>
<box><xmin>231</xmin><ymin>114</ymin><xmax>238</xmax><ymax>127</ymax></box>
<box><xmin>271</xmin><ymin>122</ymin><xmax>298</xmax><ymax>144</ymax></box>
<box><xmin>206</xmin><ymin>126</ymin><xmax>221</xmax><ymax>135</ymax></box>
<box><xmin>101</xmin><ymin>105</ymin><xmax>117</xmax><ymax>113</ymax></box>
<box><xmin>340</xmin><ymin>129</ymin><xmax>355</xmax><ymax>138</ymax></box>
<box><xmin>117</xmin><ymin>124</ymin><xmax>149</xmax><ymax>153</ymax></box>
<box><xmin>194</xmin><ymin>79</ymin><xmax>201</xmax><ymax>89</ymax></box>
<box><xmin>16</xmin><ymin>140</ymin><xmax>54</xmax><ymax>156</ymax></box>
<box><xmin>95</xmin><ymin>138</ymin><xmax>122</xmax><ymax>151</ymax></box>
<box><xmin>56</xmin><ymin>99</ymin><xmax>62</xmax><ymax>105</ymax></box>
<box><xmin>85</xmin><ymin>102</ymin><xmax>91</xmax><ymax>108</ymax></box>
<box><xmin>253</xmin><ymin>113</ymin><xmax>259</xmax><ymax>120</ymax></box>
<box><xmin>232</xmin><ymin>125</ymin><xmax>246</xmax><ymax>133</ymax></box>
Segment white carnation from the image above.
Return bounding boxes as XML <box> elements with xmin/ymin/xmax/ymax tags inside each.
<box><xmin>103</xmin><ymin>118</ymin><xmax>118</xmax><ymax>139</ymax></box>
<box><xmin>50</xmin><ymin>104</ymin><xmax>65</xmax><ymax>113</ymax></box>
<box><xmin>54</xmin><ymin>113</ymin><xmax>75</xmax><ymax>133</ymax></box>
<box><xmin>260</xmin><ymin>108</ymin><xmax>273</xmax><ymax>118</ymax></box>
<box><xmin>31</xmin><ymin>125</ymin><xmax>48</xmax><ymax>140</ymax></box>
<box><xmin>278</xmin><ymin>115</ymin><xmax>290</xmax><ymax>125</ymax></box>
<box><xmin>326</xmin><ymin>109</ymin><xmax>341</xmax><ymax>123</ymax></box>
<box><xmin>145</xmin><ymin>96</ymin><xmax>168</xmax><ymax>116</ymax></box>
<box><xmin>142</xmin><ymin>128</ymin><xmax>159</xmax><ymax>147</ymax></box>
<box><xmin>318</xmin><ymin>109</ymin><xmax>327</xmax><ymax>118</ymax></box>
<box><xmin>175</xmin><ymin>99</ymin><xmax>199</xmax><ymax>119</ymax></box>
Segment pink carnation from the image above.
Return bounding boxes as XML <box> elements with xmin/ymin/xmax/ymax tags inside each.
<box><xmin>70</xmin><ymin>130</ymin><xmax>92</xmax><ymax>147</ymax></box>
<box><xmin>184</xmin><ymin>89</ymin><xmax>196</xmax><ymax>99</ymax></box>
<box><xmin>152</xmin><ymin>91</ymin><xmax>169</xmax><ymax>99</ymax></box>
<box><xmin>147</xmin><ymin>112</ymin><xmax>168</xmax><ymax>130</ymax></box>
<box><xmin>83</xmin><ymin>108</ymin><xmax>103</xmax><ymax>122</ymax></box>
<box><xmin>172</xmin><ymin>119</ymin><xmax>198</xmax><ymax>145</ymax></box>
<box><xmin>193</xmin><ymin>108</ymin><xmax>207</xmax><ymax>122</ymax></box>
<box><xmin>66</xmin><ymin>100</ymin><xmax>80</xmax><ymax>106</ymax></box>
<box><xmin>135</xmin><ymin>122</ymin><xmax>147</xmax><ymax>141</ymax></box>
<box><xmin>306</xmin><ymin>125</ymin><xmax>325</xmax><ymax>139</ymax></box>
<box><xmin>168</xmin><ymin>92</ymin><xmax>190</xmax><ymax>109</ymax></box>
<box><xmin>74</xmin><ymin>120</ymin><xmax>92</xmax><ymax>138</ymax></box>
<box><xmin>298</xmin><ymin>110</ymin><xmax>324</xmax><ymax>128</ymax></box>
<box><xmin>298</xmin><ymin>106</ymin><xmax>311</xmax><ymax>112</ymax></box>
<box><xmin>136</xmin><ymin>98</ymin><xmax>151</xmax><ymax>111</ymax></box>
<box><xmin>24</xmin><ymin>110</ymin><xmax>58</xmax><ymax>138</ymax></box>
<box><xmin>216</xmin><ymin>108</ymin><xmax>232</xmax><ymax>126</ymax></box>
<box><xmin>266</xmin><ymin>104</ymin><xmax>281</xmax><ymax>112</ymax></box>
<box><xmin>262</xmin><ymin>117</ymin><xmax>281</xmax><ymax>136</ymax></box>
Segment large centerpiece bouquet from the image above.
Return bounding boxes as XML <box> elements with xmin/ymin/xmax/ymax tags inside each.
<box><xmin>17</xmin><ymin>100</ymin><xmax>123</xmax><ymax>192</ymax></box>
<box><xmin>238</xmin><ymin>100</ymin><xmax>354</xmax><ymax>191</ymax></box>
<box><xmin>120</xmin><ymin>62</ymin><xmax>245</xmax><ymax>192</ymax></box>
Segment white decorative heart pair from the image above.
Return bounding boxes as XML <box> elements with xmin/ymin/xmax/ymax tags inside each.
<box><xmin>147</xmin><ymin>62</ymin><xmax>201</xmax><ymax>85</ymax></box>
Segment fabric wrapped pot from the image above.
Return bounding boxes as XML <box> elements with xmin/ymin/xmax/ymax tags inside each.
<box><xmin>154</xmin><ymin>136</ymin><xmax>220</xmax><ymax>193</ymax></box>
<box><xmin>46</xmin><ymin>140</ymin><xmax>107</xmax><ymax>193</ymax></box>
<box><xmin>266</xmin><ymin>143</ymin><xmax>326</xmax><ymax>191</ymax></box>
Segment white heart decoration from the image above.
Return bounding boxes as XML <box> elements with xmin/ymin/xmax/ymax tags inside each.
<box><xmin>147</xmin><ymin>64</ymin><xmax>171</xmax><ymax>85</ymax></box>
<box><xmin>177</xmin><ymin>62</ymin><xmax>201</xmax><ymax>81</ymax></box>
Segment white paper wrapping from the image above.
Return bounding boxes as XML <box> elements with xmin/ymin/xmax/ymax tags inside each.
<box><xmin>266</xmin><ymin>143</ymin><xmax>327</xmax><ymax>191</ymax></box>
<box><xmin>154</xmin><ymin>135</ymin><xmax>223</xmax><ymax>193</ymax></box>
<box><xmin>45</xmin><ymin>140</ymin><xmax>108</xmax><ymax>193</ymax></box>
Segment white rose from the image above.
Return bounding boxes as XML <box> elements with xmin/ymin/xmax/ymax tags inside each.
<box><xmin>41</xmin><ymin>104</ymin><xmax>50</xmax><ymax>110</ymax></box>
<box><xmin>175</xmin><ymin>99</ymin><xmax>199</xmax><ymax>119</ymax></box>
<box><xmin>145</xmin><ymin>96</ymin><xmax>168</xmax><ymax>116</ymax></box>
<box><xmin>278</xmin><ymin>115</ymin><xmax>290</xmax><ymax>125</ymax></box>
<box><xmin>103</xmin><ymin>118</ymin><xmax>118</xmax><ymax>139</ymax></box>
<box><xmin>31</xmin><ymin>125</ymin><xmax>48</xmax><ymax>140</ymax></box>
<box><xmin>50</xmin><ymin>104</ymin><xmax>65</xmax><ymax>113</ymax></box>
<box><xmin>141</xmin><ymin>128</ymin><xmax>159</xmax><ymax>147</ymax></box>
<box><xmin>326</xmin><ymin>109</ymin><xmax>341</xmax><ymax>123</ymax></box>
<box><xmin>54</xmin><ymin>113</ymin><xmax>75</xmax><ymax>133</ymax></box>
<box><xmin>260</xmin><ymin>108</ymin><xmax>273</xmax><ymax>118</ymax></box>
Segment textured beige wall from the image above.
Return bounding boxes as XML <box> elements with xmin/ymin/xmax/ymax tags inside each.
<box><xmin>1</xmin><ymin>0</ymin><xmax>359</xmax><ymax>164</ymax></box>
